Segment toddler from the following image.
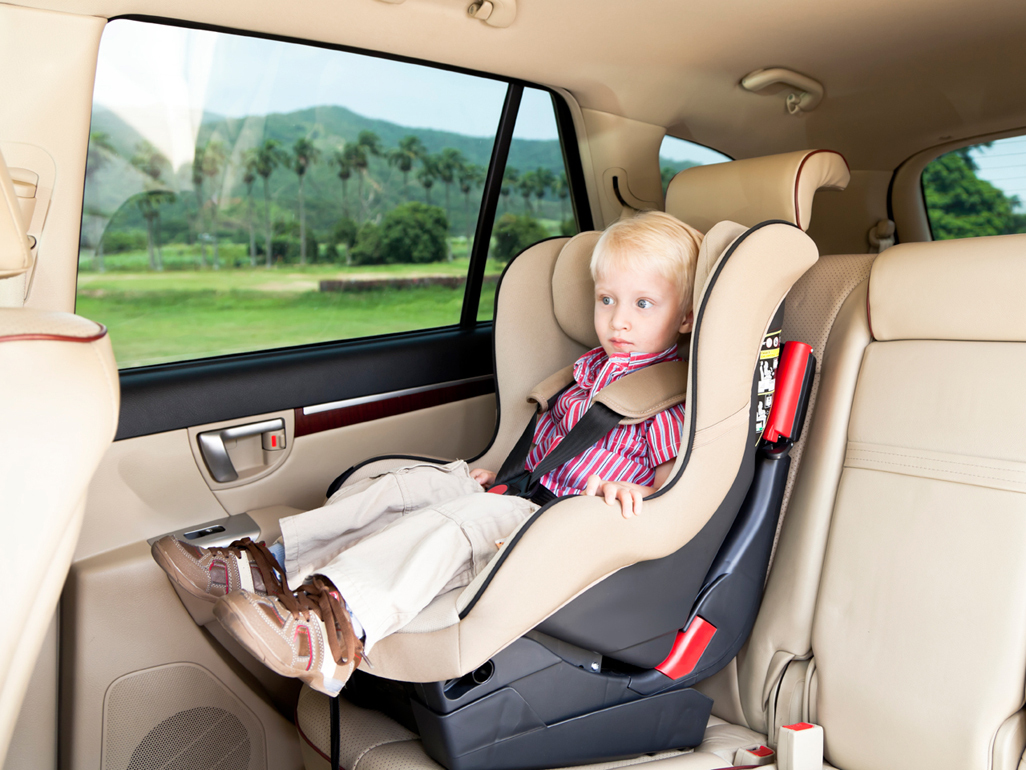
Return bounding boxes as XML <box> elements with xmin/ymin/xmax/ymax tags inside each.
<box><xmin>153</xmin><ymin>211</ymin><xmax>703</xmax><ymax>695</ymax></box>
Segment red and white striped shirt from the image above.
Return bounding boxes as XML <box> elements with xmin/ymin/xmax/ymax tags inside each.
<box><xmin>525</xmin><ymin>345</ymin><xmax>686</xmax><ymax>497</ymax></box>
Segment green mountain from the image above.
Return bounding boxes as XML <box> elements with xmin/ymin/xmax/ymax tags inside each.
<box><xmin>83</xmin><ymin>104</ymin><xmax>710</xmax><ymax>253</ymax></box>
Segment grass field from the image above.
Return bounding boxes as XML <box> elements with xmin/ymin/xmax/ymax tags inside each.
<box><xmin>77</xmin><ymin>252</ymin><xmax>503</xmax><ymax>368</ymax></box>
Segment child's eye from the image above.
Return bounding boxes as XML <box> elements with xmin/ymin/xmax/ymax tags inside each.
<box><xmin>600</xmin><ymin>296</ymin><xmax>613</xmax><ymax>306</ymax></box>
<box><xmin>636</xmin><ymin>299</ymin><xmax>653</xmax><ymax>309</ymax></box>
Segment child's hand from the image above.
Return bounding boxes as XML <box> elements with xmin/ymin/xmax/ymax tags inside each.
<box><xmin>584</xmin><ymin>475</ymin><xmax>648</xmax><ymax>518</ymax></box>
<box><xmin>470</xmin><ymin>468</ymin><xmax>496</xmax><ymax>489</ymax></box>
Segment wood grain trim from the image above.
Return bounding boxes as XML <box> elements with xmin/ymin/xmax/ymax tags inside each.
<box><xmin>294</xmin><ymin>377</ymin><xmax>495</xmax><ymax>437</ymax></box>
<box><xmin>0</xmin><ymin>324</ymin><xmax>107</xmax><ymax>344</ymax></box>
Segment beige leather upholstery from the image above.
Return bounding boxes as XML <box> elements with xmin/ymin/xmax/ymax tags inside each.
<box><xmin>665</xmin><ymin>150</ymin><xmax>851</xmax><ymax>234</ymax></box>
<box><xmin>0</xmin><ymin>144</ymin><xmax>119</xmax><ymax>762</ymax></box>
<box><xmin>0</xmin><ymin>148</ymin><xmax>32</xmax><ymax>279</ymax></box>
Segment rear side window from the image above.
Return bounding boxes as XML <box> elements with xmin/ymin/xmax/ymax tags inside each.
<box><xmin>923</xmin><ymin>137</ymin><xmax>1026</xmax><ymax>240</ymax></box>
<box><xmin>659</xmin><ymin>136</ymin><xmax>731</xmax><ymax>194</ymax></box>
<box><xmin>79</xmin><ymin>20</ymin><xmax>581</xmax><ymax>368</ymax></box>
<box><xmin>477</xmin><ymin>87</ymin><xmax>581</xmax><ymax>322</ymax></box>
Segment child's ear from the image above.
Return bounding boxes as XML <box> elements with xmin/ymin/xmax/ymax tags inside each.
<box><xmin>678</xmin><ymin>310</ymin><xmax>694</xmax><ymax>334</ymax></box>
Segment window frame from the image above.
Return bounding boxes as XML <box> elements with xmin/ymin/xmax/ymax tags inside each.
<box><xmin>80</xmin><ymin>15</ymin><xmax>591</xmax><ymax>373</ymax></box>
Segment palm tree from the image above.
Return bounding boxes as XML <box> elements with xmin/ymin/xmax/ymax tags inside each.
<box><xmin>332</xmin><ymin>147</ymin><xmax>354</xmax><ymax>218</ymax></box>
<box><xmin>388</xmin><ymin>135</ymin><xmax>426</xmax><ymax>198</ymax></box>
<box><xmin>134</xmin><ymin>191</ymin><xmax>177</xmax><ymax>272</ymax></box>
<box><xmin>518</xmin><ymin>170</ymin><xmax>537</xmax><ymax>214</ymax></box>
<box><xmin>292</xmin><ymin>137</ymin><xmax>321</xmax><ymax>265</ymax></box>
<box><xmin>458</xmin><ymin>163</ymin><xmax>486</xmax><ymax>252</ymax></box>
<box><xmin>553</xmin><ymin>171</ymin><xmax>569</xmax><ymax>221</ymax></box>
<box><xmin>436</xmin><ymin>148</ymin><xmax>466</xmax><ymax>225</ymax></box>
<box><xmin>243</xmin><ymin>150</ymin><xmax>259</xmax><ymax>265</ymax></box>
<box><xmin>201</xmin><ymin>138</ymin><xmax>228</xmax><ymax>269</ymax></box>
<box><xmin>86</xmin><ymin>132</ymin><xmax>118</xmax><ymax>272</ymax></box>
<box><xmin>501</xmin><ymin>167</ymin><xmax>519</xmax><ymax>213</ymax></box>
<box><xmin>417</xmin><ymin>155</ymin><xmax>438</xmax><ymax>205</ymax></box>
<box><xmin>130</xmin><ymin>141</ymin><xmax>172</xmax><ymax>270</ymax></box>
<box><xmin>532</xmin><ymin>167</ymin><xmax>555</xmax><ymax>217</ymax></box>
<box><xmin>191</xmin><ymin>145</ymin><xmax>208</xmax><ymax>267</ymax></box>
<box><xmin>351</xmin><ymin>130</ymin><xmax>382</xmax><ymax>221</ymax></box>
<box><xmin>254</xmin><ymin>139</ymin><xmax>288</xmax><ymax>268</ymax></box>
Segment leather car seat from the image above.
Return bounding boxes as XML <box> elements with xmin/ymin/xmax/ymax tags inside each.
<box><xmin>0</xmin><ymin>146</ymin><xmax>119</xmax><ymax>763</ymax></box>
<box><xmin>294</xmin><ymin>150</ymin><xmax>850</xmax><ymax>770</ymax></box>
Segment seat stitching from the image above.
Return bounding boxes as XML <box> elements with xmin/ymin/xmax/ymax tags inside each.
<box><xmin>847</xmin><ymin>454</ymin><xmax>1026</xmax><ymax>485</ymax></box>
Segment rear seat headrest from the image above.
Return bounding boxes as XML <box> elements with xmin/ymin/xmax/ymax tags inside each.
<box><xmin>0</xmin><ymin>148</ymin><xmax>31</xmax><ymax>279</ymax></box>
<box><xmin>665</xmin><ymin>149</ymin><xmax>850</xmax><ymax>233</ymax></box>
<box><xmin>869</xmin><ymin>234</ymin><xmax>1026</xmax><ymax>342</ymax></box>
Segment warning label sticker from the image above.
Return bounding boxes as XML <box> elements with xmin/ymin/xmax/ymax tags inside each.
<box><xmin>755</xmin><ymin>330</ymin><xmax>781</xmax><ymax>436</ymax></box>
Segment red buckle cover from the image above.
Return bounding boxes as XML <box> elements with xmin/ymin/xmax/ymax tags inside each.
<box><xmin>763</xmin><ymin>341</ymin><xmax>813</xmax><ymax>443</ymax></box>
<box><xmin>655</xmin><ymin>616</ymin><xmax>717</xmax><ymax>679</ymax></box>
<box><xmin>783</xmin><ymin>722</ymin><xmax>815</xmax><ymax>731</ymax></box>
<box><xmin>487</xmin><ymin>484</ymin><xmax>508</xmax><ymax>495</ymax></box>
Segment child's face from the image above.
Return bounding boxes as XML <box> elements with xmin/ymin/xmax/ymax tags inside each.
<box><xmin>593</xmin><ymin>262</ymin><xmax>693</xmax><ymax>358</ymax></box>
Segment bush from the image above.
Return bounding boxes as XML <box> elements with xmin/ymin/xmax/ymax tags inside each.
<box><xmin>332</xmin><ymin>217</ymin><xmax>359</xmax><ymax>249</ymax></box>
<box><xmin>560</xmin><ymin>218</ymin><xmax>578</xmax><ymax>237</ymax></box>
<box><xmin>350</xmin><ymin>222</ymin><xmax>383</xmax><ymax>265</ymax></box>
<box><xmin>101</xmin><ymin>229</ymin><xmax>147</xmax><ymax>254</ymax></box>
<box><xmin>380</xmin><ymin>203</ymin><xmax>448</xmax><ymax>264</ymax></box>
<box><xmin>493</xmin><ymin>214</ymin><xmax>548</xmax><ymax>262</ymax></box>
<box><xmin>261</xmin><ymin>231</ymin><xmax>318</xmax><ymax>264</ymax></box>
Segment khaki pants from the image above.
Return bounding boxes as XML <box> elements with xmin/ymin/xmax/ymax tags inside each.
<box><xmin>279</xmin><ymin>461</ymin><xmax>538</xmax><ymax>650</ymax></box>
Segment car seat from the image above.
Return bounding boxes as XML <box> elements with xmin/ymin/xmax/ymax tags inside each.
<box><xmin>297</xmin><ymin>149</ymin><xmax>850</xmax><ymax>770</ymax></box>
<box><xmin>0</xmin><ymin>146</ymin><xmax>119</xmax><ymax>763</ymax></box>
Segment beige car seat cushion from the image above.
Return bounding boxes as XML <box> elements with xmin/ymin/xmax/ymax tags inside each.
<box><xmin>869</xmin><ymin>233</ymin><xmax>1026</xmax><ymax>342</ymax></box>
<box><xmin>665</xmin><ymin>149</ymin><xmax>850</xmax><ymax>234</ymax></box>
<box><xmin>0</xmin><ymin>308</ymin><xmax>105</xmax><ymax>341</ymax></box>
<box><xmin>551</xmin><ymin>230</ymin><xmax>602</xmax><ymax>349</ymax></box>
<box><xmin>0</xmin><ymin>148</ymin><xmax>31</xmax><ymax>279</ymax></box>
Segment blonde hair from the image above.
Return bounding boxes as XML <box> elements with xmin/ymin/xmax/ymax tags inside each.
<box><xmin>590</xmin><ymin>211</ymin><xmax>704</xmax><ymax>317</ymax></box>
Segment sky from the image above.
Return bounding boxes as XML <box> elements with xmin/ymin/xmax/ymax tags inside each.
<box><xmin>93</xmin><ymin>19</ymin><xmax>727</xmax><ymax>173</ymax></box>
<box><xmin>969</xmin><ymin>136</ymin><xmax>1026</xmax><ymax>210</ymax></box>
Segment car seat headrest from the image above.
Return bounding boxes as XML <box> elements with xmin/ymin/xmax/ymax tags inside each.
<box><xmin>551</xmin><ymin>231</ymin><xmax>602</xmax><ymax>348</ymax></box>
<box><xmin>869</xmin><ymin>234</ymin><xmax>1026</xmax><ymax>342</ymax></box>
<box><xmin>665</xmin><ymin>149</ymin><xmax>850</xmax><ymax>233</ymax></box>
<box><xmin>0</xmin><ymin>148</ymin><xmax>31</xmax><ymax>279</ymax></box>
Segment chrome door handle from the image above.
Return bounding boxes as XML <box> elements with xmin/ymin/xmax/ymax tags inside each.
<box><xmin>198</xmin><ymin>418</ymin><xmax>285</xmax><ymax>482</ymax></box>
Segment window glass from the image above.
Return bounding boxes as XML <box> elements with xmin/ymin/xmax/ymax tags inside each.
<box><xmin>79</xmin><ymin>20</ymin><xmax>509</xmax><ymax>368</ymax></box>
<box><xmin>923</xmin><ymin>137</ymin><xmax>1026</xmax><ymax>240</ymax></box>
<box><xmin>659</xmin><ymin>136</ymin><xmax>731</xmax><ymax>194</ymax></box>
<box><xmin>478</xmin><ymin>88</ymin><xmax>578</xmax><ymax>321</ymax></box>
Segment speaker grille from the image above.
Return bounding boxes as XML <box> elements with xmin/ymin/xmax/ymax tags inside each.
<box><xmin>103</xmin><ymin>663</ymin><xmax>266</xmax><ymax>770</ymax></box>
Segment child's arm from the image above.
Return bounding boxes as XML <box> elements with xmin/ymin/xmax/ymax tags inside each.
<box><xmin>470</xmin><ymin>468</ymin><xmax>496</xmax><ymax>488</ymax></box>
<box><xmin>584</xmin><ymin>460</ymin><xmax>675</xmax><ymax>518</ymax></box>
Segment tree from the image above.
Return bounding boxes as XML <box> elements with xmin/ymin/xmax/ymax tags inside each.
<box><xmin>130</xmin><ymin>141</ymin><xmax>172</xmax><ymax>270</ymax></box>
<box><xmin>350</xmin><ymin>130</ymin><xmax>382</xmax><ymax>222</ymax></box>
<box><xmin>86</xmin><ymin>132</ymin><xmax>118</xmax><ymax>273</ymax></box>
<box><xmin>517</xmin><ymin>171</ymin><xmax>537</xmax><ymax>214</ymax></box>
<box><xmin>242</xmin><ymin>150</ymin><xmax>259</xmax><ymax>265</ymax></box>
<box><xmin>332</xmin><ymin>147</ymin><xmax>354</xmax><ymax>219</ymax></box>
<box><xmin>351</xmin><ymin>202</ymin><xmax>448</xmax><ymax>265</ymax></box>
<box><xmin>553</xmin><ymin>171</ymin><xmax>570</xmax><ymax>221</ymax></box>
<box><xmin>200</xmin><ymin>138</ymin><xmax>228</xmax><ymax>269</ymax></box>
<box><xmin>417</xmin><ymin>155</ymin><xmax>438</xmax><ymax>205</ymax></box>
<box><xmin>190</xmin><ymin>145</ymin><xmax>208</xmax><ymax>267</ymax></box>
<box><xmin>500</xmin><ymin>167</ymin><xmax>519</xmax><ymax>213</ymax></box>
<box><xmin>388</xmin><ymin>135</ymin><xmax>426</xmax><ymax>197</ymax></box>
<box><xmin>134</xmin><ymin>190</ymin><xmax>177</xmax><ymax>271</ymax></box>
<box><xmin>254</xmin><ymin>139</ymin><xmax>288</xmax><ymax>267</ymax></box>
<box><xmin>922</xmin><ymin>148</ymin><xmax>1026</xmax><ymax>239</ymax></box>
<box><xmin>458</xmin><ymin>163</ymin><xmax>486</xmax><ymax>251</ymax></box>
<box><xmin>493</xmin><ymin>213</ymin><xmax>547</xmax><ymax>262</ymax></box>
<box><xmin>435</xmin><ymin>147</ymin><xmax>466</xmax><ymax>225</ymax></box>
<box><xmin>531</xmin><ymin>166</ymin><xmax>555</xmax><ymax>214</ymax></box>
<box><xmin>292</xmin><ymin>137</ymin><xmax>321</xmax><ymax>265</ymax></box>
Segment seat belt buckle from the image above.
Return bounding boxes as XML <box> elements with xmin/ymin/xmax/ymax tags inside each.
<box><xmin>777</xmin><ymin>722</ymin><xmax>823</xmax><ymax>770</ymax></box>
<box><xmin>733</xmin><ymin>744</ymin><xmax>775</xmax><ymax>766</ymax></box>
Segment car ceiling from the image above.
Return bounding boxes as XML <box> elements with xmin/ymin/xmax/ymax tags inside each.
<box><xmin>11</xmin><ymin>0</ymin><xmax>1026</xmax><ymax>170</ymax></box>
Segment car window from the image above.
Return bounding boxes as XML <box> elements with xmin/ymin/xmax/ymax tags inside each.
<box><xmin>659</xmin><ymin>136</ymin><xmax>731</xmax><ymax>194</ymax></box>
<box><xmin>923</xmin><ymin>136</ymin><xmax>1026</xmax><ymax>240</ymax></box>
<box><xmin>476</xmin><ymin>87</ymin><xmax>581</xmax><ymax>322</ymax></box>
<box><xmin>79</xmin><ymin>20</ymin><xmax>516</xmax><ymax>368</ymax></box>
